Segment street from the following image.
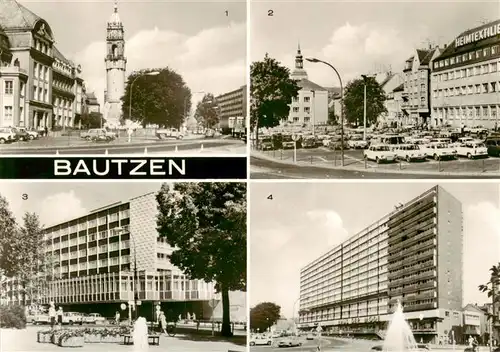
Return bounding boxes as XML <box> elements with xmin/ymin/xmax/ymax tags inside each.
<box><xmin>250</xmin><ymin>337</ymin><xmax>333</xmax><ymax>352</ymax></box>
<box><xmin>0</xmin><ymin>138</ymin><xmax>245</xmax><ymax>155</ymax></box>
<box><xmin>0</xmin><ymin>325</ymin><xmax>245</xmax><ymax>352</ymax></box>
<box><xmin>251</xmin><ymin>146</ymin><xmax>500</xmax><ymax>178</ymax></box>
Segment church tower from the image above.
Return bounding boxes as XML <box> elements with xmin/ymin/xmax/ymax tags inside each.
<box><xmin>290</xmin><ymin>43</ymin><xmax>308</xmax><ymax>81</ymax></box>
<box><xmin>104</xmin><ymin>0</ymin><xmax>127</xmax><ymax>127</ymax></box>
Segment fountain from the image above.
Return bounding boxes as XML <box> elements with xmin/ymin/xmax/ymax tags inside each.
<box><xmin>382</xmin><ymin>301</ymin><xmax>419</xmax><ymax>352</ymax></box>
<box><xmin>133</xmin><ymin>316</ymin><xmax>149</xmax><ymax>352</ymax></box>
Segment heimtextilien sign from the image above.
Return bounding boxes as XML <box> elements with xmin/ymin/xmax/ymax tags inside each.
<box><xmin>455</xmin><ymin>23</ymin><xmax>500</xmax><ymax>47</ymax></box>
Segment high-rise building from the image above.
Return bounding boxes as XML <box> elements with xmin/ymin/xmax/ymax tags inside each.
<box><xmin>430</xmin><ymin>20</ymin><xmax>500</xmax><ymax>129</ymax></box>
<box><xmin>104</xmin><ymin>1</ymin><xmax>127</xmax><ymax>128</ymax></box>
<box><xmin>298</xmin><ymin>186</ymin><xmax>463</xmax><ymax>344</ymax></box>
<box><xmin>215</xmin><ymin>85</ymin><xmax>247</xmax><ymax>135</ymax></box>
<box><xmin>1</xmin><ymin>192</ymin><xmax>216</xmax><ymax>320</ymax></box>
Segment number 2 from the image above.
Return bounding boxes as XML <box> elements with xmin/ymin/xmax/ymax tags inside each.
<box><xmin>268</xmin><ymin>9</ymin><xmax>274</xmax><ymax>16</ymax></box>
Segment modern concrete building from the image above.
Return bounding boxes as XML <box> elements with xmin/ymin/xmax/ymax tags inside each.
<box><xmin>287</xmin><ymin>45</ymin><xmax>328</xmax><ymax>126</ymax></box>
<box><xmin>215</xmin><ymin>85</ymin><xmax>246</xmax><ymax>135</ymax></box>
<box><xmin>431</xmin><ymin>20</ymin><xmax>500</xmax><ymax>129</ymax></box>
<box><xmin>104</xmin><ymin>1</ymin><xmax>127</xmax><ymax>128</ymax></box>
<box><xmin>298</xmin><ymin>186</ymin><xmax>463</xmax><ymax>344</ymax></box>
<box><xmin>0</xmin><ymin>0</ymin><xmax>86</xmax><ymax>129</ymax></box>
<box><xmin>402</xmin><ymin>47</ymin><xmax>442</xmax><ymax>127</ymax></box>
<box><xmin>1</xmin><ymin>192</ymin><xmax>216</xmax><ymax>321</ymax></box>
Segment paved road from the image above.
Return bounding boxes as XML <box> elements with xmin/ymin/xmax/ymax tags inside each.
<box><xmin>251</xmin><ymin>157</ymin><xmax>500</xmax><ymax>179</ymax></box>
<box><xmin>0</xmin><ymin>139</ymin><xmax>244</xmax><ymax>155</ymax></box>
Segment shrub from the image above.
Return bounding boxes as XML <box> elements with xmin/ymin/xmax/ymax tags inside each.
<box><xmin>0</xmin><ymin>305</ymin><xmax>27</xmax><ymax>329</ymax></box>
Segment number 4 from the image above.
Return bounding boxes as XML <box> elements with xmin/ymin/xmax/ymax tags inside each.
<box><xmin>267</xmin><ymin>194</ymin><xmax>273</xmax><ymax>200</ymax></box>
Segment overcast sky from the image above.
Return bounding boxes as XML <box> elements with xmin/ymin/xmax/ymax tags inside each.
<box><xmin>251</xmin><ymin>1</ymin><xmax>499</xmax><ymax>87</ymax></box>
<box><xmin>18</xmin><ymin>0</ymin><xmax>246</xmax><ymax>108</ymax></box>
<box><xmin>250</xmin><ymin>182</ymin><xmax>500</xmax><ymax>319</ymax></box>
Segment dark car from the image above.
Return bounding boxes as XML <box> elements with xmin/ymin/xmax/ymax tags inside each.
<box><xmin>372</xmin><ymin>346</ymin><xmax>383</xmax><ymax>351</ymax></box>
<box><xmin>485</xmin><ymin>137</ymin><xmax>500</xmax><ymax>157</ymax></box>
<box><xmin>12</xmin><ymin>127</ymin><xmax>29</xmax><ymax>141</ymax></box>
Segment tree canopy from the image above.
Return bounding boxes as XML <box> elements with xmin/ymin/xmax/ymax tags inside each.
<box><xmin>194</xmin><ymin>93</ymin><xmax>219</xmax><ymax>128</ymax></box>
<box><xmin>80</xmin><ymin>112</ymin><xmax>104</xmax><ymax>129</ymax></box>
<box><xmin>343</xmin><ymin>76</ymin><xmax>387</xmax><ymax>127</ymax></box>
<box><xmin>250</xmin><ymin>54</ymin><xmax>300</xmax><ymax>131</ymax></box>
<box><xmin>0</xmin><ymin>195</ymin><xmax>19</xmax><ymax>278</ymax></box>
<box><xmin>156</xmin><ymin>182</ymin><xmax>246</xmax><ymax>336</ymax></box>
<box><xmin>121</xmin><ymin>68</ymin><xmax>191</xmax><ymax>128</ymax></box>
<box><xmin>479</xmin><ymin>263</ymin><xmax>500</xmax><ymax>325</ymax></box>
<box><xmin>250</xmin><ymin>302</ymin><xmax>281</xmax><ymax>333</ymax></box>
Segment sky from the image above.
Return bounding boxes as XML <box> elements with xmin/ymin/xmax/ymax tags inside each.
<box><xmin>18</xmin><ymin>0</ymin><xmax>246</xmax><ymax>111</ymax></box>
<box><xmin>251</xmin><ymin>0</ymin><xmax>500</xmax><ymax>87</ymax></box>
<box><xmin>0</xmin><ymin>181</ymin><xmax>165</xmax><ymax>227</ymax></box>
<box><xmin>250</xmin><ymin>182</ymin><xmax>500</xmax><ymax>319</ymax></box>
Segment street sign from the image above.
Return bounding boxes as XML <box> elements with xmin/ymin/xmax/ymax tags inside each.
<box><xmin>316</xmin><ymin>325</ymin><xmax>323</xmax><ymax>332</ymax></box>
<box><xmin>209</xmin><ymin>299</ymin><xmax>217</xmax><ymax>308</ymax></box>
<box><xmin>120</xmin><ymin>303</ymin><xmax>126</xmax><ymax>311</ymax></box>
<box><xmin>292</xmin><ymin>134</ymin><xmax>299</xmax><ymax>141</ymax></box>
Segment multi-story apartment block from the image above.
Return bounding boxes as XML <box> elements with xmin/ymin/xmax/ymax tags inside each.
<box><xmin>401</xmin><ymin>47</ymin><xmax>442</xmax><ymax>127</ymax></box>
<box><xmin>1</xmin><ymin>192</ymin><xmax>216</xmax><ymax>320</ymax></box>
<box><xmin>298</xmin><ymin>186</ymin><xmax>463</xmax><ymax>344</ymax></box>
<box><xmin>0</xmin><ymin>0</ymin><xmax>86</xmax><ymax>129</ymax></box>
<box><xmin>431</xmin><ymin>20</ymin><xmax>500</xmax><ymax>129</ymax></box>
<box><xmin>215</xmin><ymin>85</ymin><xmax>247</xmax><ymax>135</ymax></box>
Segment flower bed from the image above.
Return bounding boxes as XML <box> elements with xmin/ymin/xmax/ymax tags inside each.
<box><xmin>37</xmin><ymin>330</ymin><xmax>53</xmax><ymax>343</ymax></box>
<box><xmin>82</xmin><ymin>327</ymin><xmax>130</xmax><ymax>344</ymax></box>
<box><xmin>53</xmin><ymin>329</ymin><xmax>85</xmax><ymax>347</ymax></box>
<box><xmin>36</xmin><ymin>327</ymin><xmax>131</xmax><ymax>346</ymax></box>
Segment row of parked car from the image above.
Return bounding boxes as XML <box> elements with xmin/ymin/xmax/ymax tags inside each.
<box><xmin>0</xmin><ymin>127</ymin><xmax>40</xmax><ymax>144</ymax></box>
<box><xmin>27</xmin><ymin>311</ymin><xmax>106</xmax><ymax>325</ymax></box>
<box><xmin>250</xmin><ymin>331</ymin><xmax>318</xmax><ymax>348</ymax></box>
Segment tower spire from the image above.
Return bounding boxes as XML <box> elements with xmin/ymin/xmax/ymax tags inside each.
<box><xmin>291</xmin><ymin>43</ymin><xmax>308</xmax><ymax>80</ymax></box>
<box><xmin>114</xmin><ymin>0</ymin><xmax>118</xmax><ymax>12</ymax></box>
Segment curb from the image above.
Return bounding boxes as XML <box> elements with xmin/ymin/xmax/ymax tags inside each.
<box><xmin>251</xmin><ymin>152</ymin><xmax>500</xmax><ymax>177</ymax></box>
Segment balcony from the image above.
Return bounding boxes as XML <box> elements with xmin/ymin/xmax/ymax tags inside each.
<box><xmin>404</xmin><ymin>302</ymin><xmax>436</xmax><ymax>312</ymax></box>
<box><xmin>0</xmin><ymin>66</ymin><xmax>28</xmax><ymax>75</ymax></box>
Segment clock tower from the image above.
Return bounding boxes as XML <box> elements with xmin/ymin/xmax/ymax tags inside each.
<box><xmin>104</xmin><ymin>0</ymin><xmax>127</xmax><ymax>127</ymax></box>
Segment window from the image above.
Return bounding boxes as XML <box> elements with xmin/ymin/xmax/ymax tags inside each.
<box><xmin>491</xmin><ymin>63</ymin><xmax>497</xmax><ymax>72</ymax></box>
<box><xmin>457</xmin><ymin>55</ymin><xmax>462</xmax><ymax>63</ymax></box>
<box><xmin>4</xmin><ymin>81</ymin><xmax>13</xmax><ymax>95</ymax></box>
<box><xmin>293</xmin><ymin>117</ymin><xmax>299</xmax><ymax>122</ymax></box>
<box><xmin>444</xmin><ymin>59</ymin><xmax>449</xmax><ymax>66</ymax></box>
<box><xmin>293</xmin><ymin>107</ymin><xmax>299</xmax><ymax>112</ymax></box>
<box><xmin>492</xmin><ymin>45</ymin><xmax>499</xmax><ymax>55</ymax></box>
<box><xmin>304</xmin><ymin>107</ymin><xmax>310</xmax><ymax>113</ymax></box>
<box><xmin>484</xmin><ymin>47</ymin><xmax>490</xmax><ymax>56</ymax></box>
<box><xmin>304</xmin><ymin>116</ymin><xmax>310</xmax><ymax>123</ymax></box>
<box><xmin>304</xmin><ymin>97</ymin><xmax>310</xmax><ymax>103</ymax></box>
<box><xmin>476</xmin><ymin>50</ymin><xmax>481</xmax><ymax>59</ymax></box>
<box><xmin>469</xmin><ymin>52</ymin><xmax>474</xmax><ymax>60</ymax></box>
<box><xmin>476</xmin><ymin>85</ymin><xmax>481</xmax><ymax>94</ymax></box>
<box><xmin>492</xmin><ymin>82</ymin><xmax>497</xmax><ymax>92</ymax></box>
<box><xmin>450</xmin><ymin>57</ymin><xmax>455</xmax><ymax>65</ymax></box>
<box><xmin>33</xmin><ymin>85</ymin><xmax>37</xmax><ymax>100</ymax></box>
<box><xmin>483</xmin><ymin>83</ymin><xmax>489</xmax><ymax>93</ymax></box>
<box><xmin>4</xmin><ymin>106</ymin><xmax>13</xmax><ymax>121</ymax></box>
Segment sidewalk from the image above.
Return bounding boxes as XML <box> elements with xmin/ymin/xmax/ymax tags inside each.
<box><xmin>252</xmin><ymin>150</ymin><xmax>500</xmax><ymax>176</ymax></box>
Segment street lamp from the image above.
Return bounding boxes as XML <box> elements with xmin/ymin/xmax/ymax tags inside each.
<box><xmin>306</xmin><ymin>58</ymin><xmax>344</xmax><ymax>166</ymax></box>
<box><xmin>292</xmin><ymin>295</ymin><xmax>309</xmax><ymax>333</ymax></box>
<box><xmin>129</xmin><ymin>71</ymin><xmax>160</xmax><ymax>121</ymax></box>
<box><xmin>361</xmin><ymin>74</ymin><xmax>368</xmax><ymax>140</ymax></box>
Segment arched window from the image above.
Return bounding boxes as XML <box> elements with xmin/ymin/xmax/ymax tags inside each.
<box><xmin>112</xmin><ymin>45</ymin><xmax>118</xmax><ymax>57</ymax></box>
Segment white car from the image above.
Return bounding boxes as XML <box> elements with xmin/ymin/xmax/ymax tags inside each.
<box><xmin>306</xmin><ymin>334</ymin><xmax>314</xmax><ymax>340</ymax></box>
<box><xmin>348</xmin><ymin>138</ymin><xmax>369</xmax><ymax>149</ymax></box>
<box><xmin>249</xmin><ymin>335</ymin><xmax>272</xmax><ymax>346</ymax></box>
<box><xmin>455</xmin><ymin>142</ymin><xmax>488</xmax><ymax>159</ymax></box>
<box><xmin>0</xmin><ymin>127</ymin><xmax>16</xmax><ymax>144</ymax></box>
<box><xmin>391</xmin><ymin>144</ymin><xmax>427</xmax><ymax>162</ymax></box>
<box><xmin>63</xmin><ymin>312</ymin><xmax>83</xmax><ymax>325</ymax></box>
<box><xmin>420</xmin><ymin>142</ymin><xmax>457</xmax><ymax>161</ymax></box>
<box><xmin>278</xmin><ymin>338</ymin><xmax>302</xmax><ymax>348</ymax></box>
<box><xmin>363</xmin><ymin>145</ymin><xmax>397</xmax><ymax>163</ymax></box>
<box><xmin>83</xmin><ymin>313</ymin><xmax>106</xmax><ymax>324</ymax></box>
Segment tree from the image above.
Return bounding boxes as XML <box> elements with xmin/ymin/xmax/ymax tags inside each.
<box><xmin>80</xmin><ymin>112</ymin><xmax>104</xmax><ymax>129</ymax></box>
<box><xmin>479</xmin><ymin>263</ymin><xmax>500</xmax><ymax>347</ymax></box>
<box><xmin>328</xmin><ymin>109</ymin><xmax>338</xmax><ymax>125</ymax></box>
<box><xmin>156</xmin><ymin>183</ymin><xmax>246</xmax><ymax>337</ymax></box>
<box><xmin>195</xmin><ymin>93</ymin><xmax>219</xmax><ymax>128</ymax></box>
<box><xmin>0</xmin><ymin>195</ymin><xmax>19</xmax><ymax>278</ymax></box>
<box><xmin>121</xmin><ymin>68</ymin><xmax>191</xmax><ymax>128</ymax></box>
<box><xmin>343</xmin><ymin>76</ymin><xmax>387</xmax><ymax>127</ymax></box>
<box><xmin>250</xmin><ymin>54</ymin><xmax>301</xmax><ymax>145</ymax></box>
<box><xmin>250</xmin><ymin>302</ymin><xmax>281</xmax><ymax>333</ymax></box>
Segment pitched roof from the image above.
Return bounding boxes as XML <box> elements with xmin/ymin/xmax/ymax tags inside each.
<box><xmin>393</xmin><ymin>83</ymin><xmax>404</xmax><ymax>92</ymax></box>
<box><xmin>297</xmin><ymin>78</ymin><xmax>327</xmax><ymax>91</ymax></box>
<box><xmin>0</xmin><ymin>0</ymin><xmax>42</xmax><ymax>31</ymax></box>
<box><xmin>53</xmin><ymin>46</ymin><xmax>73</xmax><ymax>66</ymax></box>
<box><xmin>380</xmin><ymin>73</ymin><xmax>394</xmax><ymax>87</ymax></box>
<box><xmin>436</xmin><ymin>19</ymin><xmax>500</xmax><ymax>60</ymax></box>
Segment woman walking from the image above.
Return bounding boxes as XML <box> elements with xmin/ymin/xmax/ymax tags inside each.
<box><xmin>159</xmin><ymin>311</ymin><xmax>167</xmax><ymax>335</ymax></box>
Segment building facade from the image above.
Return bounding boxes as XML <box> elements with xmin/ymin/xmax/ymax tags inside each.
<box><xmin>1</xmin><ymin>192</ymin><xmax>216</xmax><ymax>320</ymax></box>
<box><xmin>374</xmin><ymin>72</ymin><xmax>405</xmax><ymax>127</ymax></box>
<box><xmin>104</xmin><ymin>1</ymin><xmax>127</xmax><ymax>128</ymax></box>
<box><xmin>298</xmin><ymin>186</ymin><xmax>463</xmax><ymax>344</ymax></box>
<box><xmin>287</xmin><ymin>45</ymin><xmax>328</xmax><ymax>126</ymax></box>
<box><xmin>431</xmin><ymin>20</ymin><xmax>500</xmax><ymax>129</ymax></box>
<box><xmin>402</xmin><ymin>47</ymin><xmax>441</xmax><ymax>127</ymax></box>
<box><xmin>0</xmin><ymin>0</ymin><xmax>86</xmax><ymax>129</ymax></box>
<box><xmin>215</xmin><ymin>85</ymin><xmax>246</xmax><ymax>134</ymax></box>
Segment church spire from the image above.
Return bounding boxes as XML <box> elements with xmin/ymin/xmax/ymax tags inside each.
<box><xmin>108</xmin><ymin>0</ymin><xmax>121</xmax><ymax>25</ymax></box>
<box><xmin>295</xmin><ymin>42</ymin><xmax>304</xmax><ymax>70</ymax></box>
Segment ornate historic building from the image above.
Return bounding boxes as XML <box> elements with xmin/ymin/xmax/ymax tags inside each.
<box><xmin>0</xmin><ymin>0</ymin><xmax>85</xmax><ymax>129</ymax></box>
<box><xmin>104</xmin><ymin>1</ymin><xmax>127</xmax><ymax>128</ymax></box>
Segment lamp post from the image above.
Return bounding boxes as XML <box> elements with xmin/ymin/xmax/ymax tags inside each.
<box><xmin>292</xmin><ymin>295</ymin><xmax>308</xmax><ymax>333</ymax></box>
<box><xmin>361</xmin><ymin>75</ymin><xmax>368</xmax><ymax>140</ymax></box>
<box><xmin>306</xmin><ymin>58</ymin><xmax>344</xmax><ymax>166</ymax></box>
<box><xmin>311</xmin><ymin>90</ymin><xmax>316</xmax><ymax>137</ymax></box>
<box><xmin>128</xmin><ymin>71</ymin><xmax>160</xmax><ymax>121</ymax></box>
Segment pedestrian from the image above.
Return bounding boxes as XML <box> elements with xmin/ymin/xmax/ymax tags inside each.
<box><xmin>159</xmin><ymin>311</ymin><xmax>167</xmax><ymax>334</ymax></box>
<box><xmin>48</xmin><ymin>302</ymin><xmax>56</xmax><ymax>330</ymax></box>
<box><xmin>57</xmin><ymin>307</ymin><xmax>63</xmax><ymax>328</ymax></box>
<box><xmin>44</xmin><ymin>126</ymin><xmax>48</xmax><ymax>137</ymax></box>
<box><xmin>115</xmin><ymin>311</ymin><xmax>120</xmax><ymax>325</ymax></box>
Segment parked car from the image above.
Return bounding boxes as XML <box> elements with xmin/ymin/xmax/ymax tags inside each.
<box><xmin>33</xmin><ymin>313</ymin><xmax>50</xmax><ymax>325</ymax></box>
<box><xmin>259</xmin><ymin>137</ymin><xmax>274</xmax><ymax>151</ymax></box>
<box><xmin>302</xmin><ymin>136</ymin><xmax>317</xmax><ymax>148</ymax></box>
<box><xmin>420</xmin><ymin>142</ymin><xmax>457</xmax><ymax>161</ymax></box>
<box><xmin>16</xmin><ymin>127</ymin><xmax>39</xmax><ymax>140</ymax></box>
<box><xmin>12</xmin><ymin>127</ymin><xmax>29</xmax><ymax>141</ymax></box>
<box><xmin>278</xmin><ymin>337</ymin><xmax>302</xmax><ymax>348</ymax></box>
<box><xmin>81</xmin><ymin>128</ymin><xmax>116</xmax><ymax>141</ymax></box>
<box><xmin>306</xmin><ymin>333</ymin><xmax>314</xmax><ymax>340</ymax></box>
<box><xmin>0</xmin><ymin>127</ymin><xmax>16</xmax><ymax>144</ymax></box>
<box><xmin>156</xmin><ymin>127</ymin><xmax>183</xmax><ymax>140</ymax></box>
<box><xmin>82</xmin><ymin>313</ymin><xmax>106</xmax><ymax>324</ymax></box>
<box><xmin>363</xmin><ymin>145</ymin><xmax>397</xmax><ymax>164</ymax></box>
<box><xmin>249</xmin><ymin>335</ymin><xmax>272</xmax><ymax>346</ymax></box>
<box><xmin>455</xmin><ymin>141</ymin><xmax>488</xmax><ymax>159</ymax></box>
<box><xmin>63</xmin><ymin>312</ymin><xmax>83</xmax><ymax>325</ymax></box>
<box><xmin>485</xmin><ymin>136</ymin><xmax>500</xmax><ymax>157</ymax></box>
<box><xmin>391</xmin><ymin>144</ymin><xmax>427</xmax><ymax>162</ymax></box>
